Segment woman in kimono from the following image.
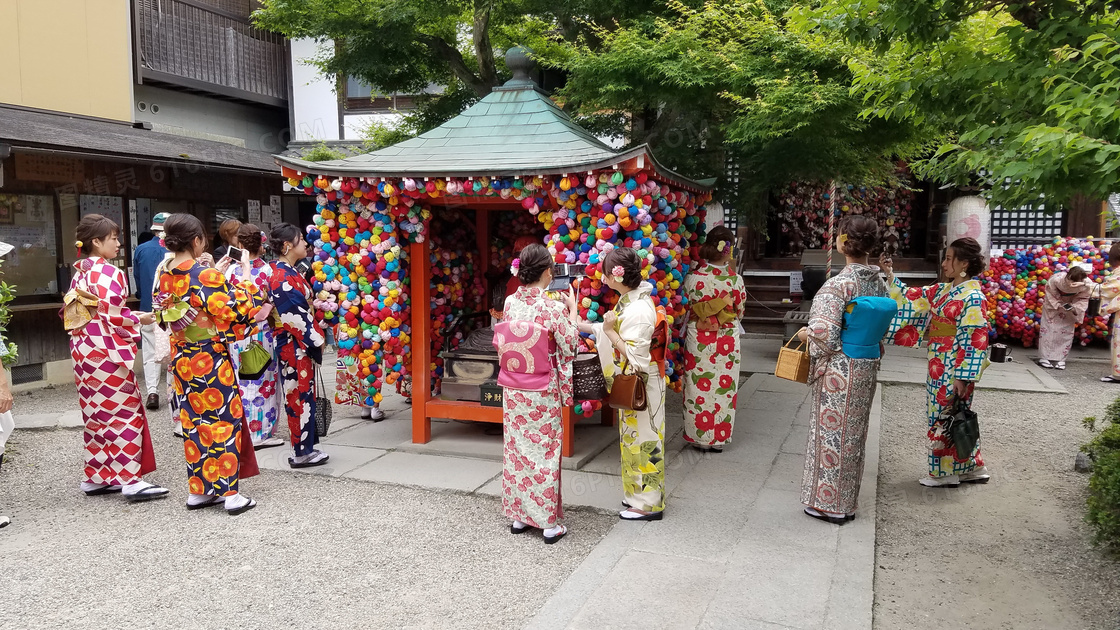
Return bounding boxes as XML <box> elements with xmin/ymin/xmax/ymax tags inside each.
<box><xmin>65</xmin><ymin>214</ymin><xmax>168</xmax><ymax>502</ymax></box>
<box><xmin>158</xmin><ymin>213</ymin><xmax>263</xmax><ymax>515</ymax></box>
<box><xmin>584</xmin><ymin>247</ymin><xmax>667</xmax><ymax>521</ymax></box>
<box><xmin>1038</xmin><ymin>265</ymin><xmax>1090</xmax><ymax>370</ymax></box>
<box><xmin>795</xmin><ymin>215</ymin><xmax>888</xmax><ymax>524</ymax></box>
<box><xmin>1100</xmin><ymin>243</ymin><xmax>1120</xmax><ymax>383</ymax></box>
<box><xmin>267</xmin><ymin>224</ymin><xmax>329</xmax><ymax>469</ymax></box>
<box><xmin>682</xmin><ymin>226</ymin><xmax>745</xmax><ymax>451</ymax></box>
<box><xmin>499</xmin><ymin>244</ymin><xmax>579</xmax><ymax>543</ymax></box>
<box><xmin>880</xmin><ymin>237</ymin><xmax>992</xmax><ymax>488</ymax></box>
<box><xmin>224</xmin><ymin>224</ymin><xmax>283</xmax><ymax>448</ymax></box>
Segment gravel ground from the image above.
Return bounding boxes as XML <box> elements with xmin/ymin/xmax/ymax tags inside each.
<box><xmin>0</xmin><ymin>402</ymin><xmax>615</xmax><ymax>629</ymax></box>
<box><xmin>875</xmin><ymin>359</ymin><xmax>1120</xmax><ymax>630</ymax></box>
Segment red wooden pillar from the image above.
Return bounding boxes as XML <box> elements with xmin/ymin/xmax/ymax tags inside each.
<box><xmin>411</xmin><ymin>237</ymin><xmax>432</xmax><ymax>444</ymax></box>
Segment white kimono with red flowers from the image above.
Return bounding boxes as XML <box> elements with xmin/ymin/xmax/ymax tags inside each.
<box><xmin>682</xmin><ymin>261</ymin><xmax>745</xmax><ymax>447</ymax></box>
<box><xmin>801</xmin><ymin>264</ymin><xmax>887</xmax><ymax>515</ymax></box>
<box><xmin>887</xmin><ymin>278</ymin><xmax>991</xmax><ymax>478</ymax></box>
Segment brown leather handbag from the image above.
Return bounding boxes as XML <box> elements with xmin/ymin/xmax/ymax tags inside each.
<box><xmin>608</xmin><ymin>361</ymin><xmax>647</xmax><ymax>411</ymax></box>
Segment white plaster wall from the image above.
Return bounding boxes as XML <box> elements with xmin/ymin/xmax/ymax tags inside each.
<box><xmin>291</xmin><ymin>38</ymin><xmax>340</xmax><ymax>142</ymax></box>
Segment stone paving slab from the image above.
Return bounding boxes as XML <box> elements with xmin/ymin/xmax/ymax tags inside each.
<box><xmin>526</xmin><ymin>375</ymin><xmax>880</xmax><ymax>630</ymax></box>
<box><xmin>342</xmin><ymin>451</ymin><xmax>502</xmax><ymax>493</ymax></box>
<box><xmin>477</xmin><ymin>468</ymin><xmax>621</xmax><ymax>513</ymax></box>
<box><xmin>255</xmin><ymin>444</ymin><xmax>388</xmax><ymax>477</ymax></box>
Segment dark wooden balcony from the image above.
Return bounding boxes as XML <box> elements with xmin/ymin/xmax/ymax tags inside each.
<box><xmin>134</xmin><ymin>0</ymin><xmax>288</xmax><ymax>107</ymax></box>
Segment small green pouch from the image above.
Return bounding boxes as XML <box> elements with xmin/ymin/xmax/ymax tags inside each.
<box><xmin>238</xmin><ymin>340</ymin><xmax>273</xmax><ymax>380</ymax></box>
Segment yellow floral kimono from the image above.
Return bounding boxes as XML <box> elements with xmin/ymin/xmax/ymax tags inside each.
<box><xmin>594</xmin><ymin>284</ymin><xmax>666</xmax><ymax>512</ymax></box>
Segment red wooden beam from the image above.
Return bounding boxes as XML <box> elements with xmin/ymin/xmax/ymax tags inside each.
<box><xmin>411</xmin><ymin>237</ymin><xmax>433</xmax><ymax>444</ymax></box>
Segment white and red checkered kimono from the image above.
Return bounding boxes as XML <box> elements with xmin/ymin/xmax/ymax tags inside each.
<box><xmin>67</xmin><ymin>257</ymin><xmax>156</xmax><ymax>485</ymax></box>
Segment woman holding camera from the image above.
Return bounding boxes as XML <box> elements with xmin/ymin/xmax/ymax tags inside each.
<box><xmin>158</xmin><ymin>213</ymin><xmax>263</xmax><ymax>514</ymax></box>
<box><xmin>225</xmin><ymin>224</ymin><xmax>283</xmax><ymax>448</ymax></box>
<box><xmin>497</xmin><ymin>244</ymin><xmax>579</xmax><ymax>543</ymax></box>
<box><xmin>1038</xmin><ymin>265</ymin><xmax>1090</xmax><ymax>370</ymax></box>
<box><xmin>881</xmin><ymin>237</ymin><xmax>992</xmax><ymax>488</ymax></box>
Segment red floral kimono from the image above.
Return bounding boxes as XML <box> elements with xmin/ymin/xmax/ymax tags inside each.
<box><xmin>499</xmin><ymin>286</ymin><xmax>578</xmax><ymax>529</ymax></box>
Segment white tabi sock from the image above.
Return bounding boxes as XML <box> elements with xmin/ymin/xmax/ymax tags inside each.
<box><xmin>224</xmin><ymin>493</ymin><xmax>249</xmax><ymax>510</ymax></box>
<box><xmin>121</xmin><ymin>480</ymin><xmax>156</xmax><ymax>496</ymax></box>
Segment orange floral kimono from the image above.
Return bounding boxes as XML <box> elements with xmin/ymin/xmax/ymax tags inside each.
<box><xmin>157</xmin><ymin>260</ymin><xmax>264</xmax><ymax>497</ymax></box>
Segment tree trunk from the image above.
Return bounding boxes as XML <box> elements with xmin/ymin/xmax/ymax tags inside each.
<box><xmin>473</xmin><ymin>0</ymin><xmax>498</xmax><ymax>88</ymax></box>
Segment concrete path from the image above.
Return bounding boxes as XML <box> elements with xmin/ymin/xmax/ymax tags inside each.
<box><xmin>525</xmin><ymin>374</ymin><xmax>880</xmax><ymax>630</ymax></box>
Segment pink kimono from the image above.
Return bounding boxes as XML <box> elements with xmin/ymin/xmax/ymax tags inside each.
<box><xmin>1038</xmin><ymin>271</ymin><xmax>1090</xmax><ymax>363</ymax></box>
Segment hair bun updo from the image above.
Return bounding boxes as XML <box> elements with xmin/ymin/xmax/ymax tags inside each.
<box><xmin>838</xmin><ymin>214</ymin><xmax>880</xmax><ymax>258</ymax></box>
<box><xmin>161</xmin><ymin>214</ymin><xmax>204</xmax><ymax>253</ymax></box>
<box><xmin>516</xmin><ymin>244</ymin><xmax>552</xmax><ymax>285</ymax></box>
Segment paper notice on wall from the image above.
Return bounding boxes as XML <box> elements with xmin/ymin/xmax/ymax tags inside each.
<box><xmin>789</xmin><ymin>271</ymin><xmax>804</xmax><ymax>295</ymax></box>
<box><xmin>263</xmin><ymin>201</ymin><xmax>281</xmax><ymax>225</ymax></box>
<box><xmin>247</xmin><ymin>199</ymin><xmax>261</xmax><ymax>223</ymax></box>
<box><xmin>129</xmin><ymin>200</ymin><xmax>138</xmax><ymax>252</ymax></box>
<box><xmin>79</xmin><ymin>195</ymin><xmax>124</xmax><ymax>227</ymax></box>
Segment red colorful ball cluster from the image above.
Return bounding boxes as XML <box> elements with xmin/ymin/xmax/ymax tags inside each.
<box><xmin>980</xmin><ymin>237</ymin><xmax>1110</xmax><ymax>347</ymax></box>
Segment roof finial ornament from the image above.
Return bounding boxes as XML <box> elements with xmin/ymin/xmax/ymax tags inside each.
<box><xmin>502</xmin><ymin>46</ymin><xmax>537</xmax><ymax>89</ymax></box>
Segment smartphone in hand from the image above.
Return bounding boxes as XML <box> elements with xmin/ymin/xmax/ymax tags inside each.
<box><xmin>226</xmin><ymin>247</ymin><xmax>246</xmax><ymax>261</ymax></box>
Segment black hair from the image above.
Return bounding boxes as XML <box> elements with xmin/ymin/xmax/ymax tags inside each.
<box><xmin>162</xmin><ymin>214</ymin><xmax>205</xmax><ymax>253</ymax></box>
<box><xmin>699</xmin><ymin>226</ymin><xmax>735</xmax><ymax>262</ymax></box>
<box><xmin>1067</xmin><ymin>266</ymin><xmax>1088</xmax><ymax>283</ymax></box>
<box><xmin>75</xmin><ymin>214</ymin><xmax>120</xmax><ymax>255</ymax></box>
<box><xmin>268</xmin><ymin>223</ymin><xmax>303</xmax><ymax>256</ymax></box>
<box><xmin>948</xmin><ymin>237</ymin><xmax>986</xmax><ymax>277</ymax></box>
<box><xmin>839</xmin><ymin>214</ymin><xmax>880</xmax><ymax>257</ymax></box>
<box><xmin>602</xmin><ymin>247</ymin><xmax>643</xmax><ymax>290</ymax></box>
<box><xmin>516</xmin><ymin>243</ymin><xmax>551</xmax><ymax>284</ymax></box>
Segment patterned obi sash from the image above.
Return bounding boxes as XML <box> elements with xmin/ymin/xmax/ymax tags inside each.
<box><xmin>925</xmin><ymin>317</ymin><xmax>957</xmax><ymax>351</ymax></box>
<box><xmin>494</xmin><ymin>319</ymin><xmax>556</xmax><ymax>391</ymax></box>
<box><xmin>690</xmin><ymin>295</ymin><xmax>736</xmax><ymax>331</ymax></box>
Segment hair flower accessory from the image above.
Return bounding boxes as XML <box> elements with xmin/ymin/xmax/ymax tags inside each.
<box><xmin>611</xmin><ymin>265</ymin><xmax>625</xmax><ymax>283</ymax></box>
<box><xmin>716</xmin><ymin>240</ymin><xmax>726</xmax><ymax>252</ymax></box>
<box><xmin>74</xmin><ymin>240</ymin><xmax>83</xmax><ymax>249</ymax></box>
<box><xmin>510</xmin><ymin>258</ymin><xmax>520</xmax><ymax>276</ymax></box>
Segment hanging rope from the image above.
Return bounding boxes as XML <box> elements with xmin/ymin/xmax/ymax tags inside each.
<box><xmin>825</xmin><ymin>180</ymin><xmax>839</xmax><ymax>279</ymax></box>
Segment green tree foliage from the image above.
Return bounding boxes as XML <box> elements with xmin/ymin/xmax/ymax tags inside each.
<box><xmin>791</xmin><ymin>1</ymin><xmax>1120</xmax><ymax>209</ymax></box>
<box><xmin>256</xmin><ymin>0</ymin><xmax>932</xmax><ymax>224</ymax></box>
<box><xmin>555</xmin><ymin>0</ymin><xmax>932</xmax><ymax>223</ymax></box>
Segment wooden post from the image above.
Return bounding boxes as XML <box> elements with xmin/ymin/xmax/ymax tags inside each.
<box><xmin>411</xmin><ymin>237</ymin><xmax>432</xmax><ymax>444</ymax></box>
<box><xmin>562</xmin><ymin>406</ymin><xmax>574</xmax><ymax>458</ymax></box>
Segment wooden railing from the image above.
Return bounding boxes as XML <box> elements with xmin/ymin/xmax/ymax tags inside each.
<box><xmin>134</xmin><ymin>0</ymin><xmax>288</xmax><ymax>107</ymax></box>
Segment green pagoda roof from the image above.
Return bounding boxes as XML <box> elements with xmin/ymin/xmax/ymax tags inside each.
<box><xmin>275</xmin><ymin>48</ymin><xmax>712</xmax><ymax>192</ymax></box>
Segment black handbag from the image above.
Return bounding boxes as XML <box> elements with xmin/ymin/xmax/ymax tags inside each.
<box><xmin>944</xmin><ymin>402</ymin><xmax>980</xmax><ymax>460</ymax></box>
<box><xmin>314</xmin><ymin>366</ymin><xmax>332</xmax><ymax>439</ymax></box>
